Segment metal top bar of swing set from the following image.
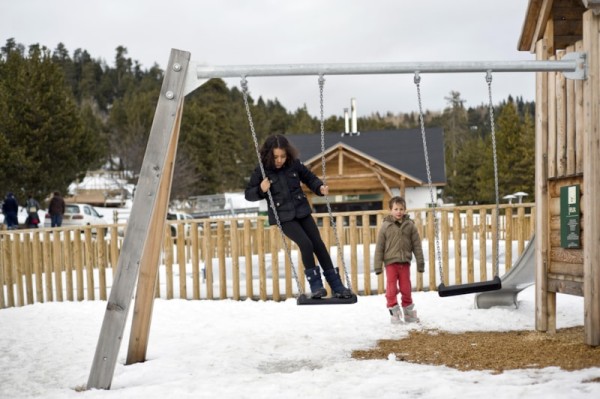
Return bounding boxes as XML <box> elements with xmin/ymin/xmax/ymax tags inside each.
<box><xmin>191</xmin><ymin>52</ymin><xmax>586</xmax><ymax>81</ymax></box>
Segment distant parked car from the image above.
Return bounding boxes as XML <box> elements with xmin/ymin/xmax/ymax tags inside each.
<box><xmin>167</xmin><ymin>212</ymin><xmax>195</xmax><ymax>238</ymax></box>
<box><xmin>44</xmin><ymin>203</ymin><xmax>106</xmax><ymax>228</ymax></box>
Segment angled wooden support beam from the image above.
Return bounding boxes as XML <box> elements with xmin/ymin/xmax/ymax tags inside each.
<box><xmin>87</xmin><ymin>49</ymin><xmax>191</xmax><ymax>390</ymax></box>
<box><xmin>126</xmin><ymin>96</ymin><xmax>185</xmax><ymax>365</ymax></box>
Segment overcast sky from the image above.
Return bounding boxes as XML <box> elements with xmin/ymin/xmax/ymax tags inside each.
<box><xmin>2</xmin><ymin>0</ymin><xmax>537</xmax><ymax>117</ymax></box>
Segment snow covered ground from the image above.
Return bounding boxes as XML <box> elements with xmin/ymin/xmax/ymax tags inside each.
<box><xmin>1</xmin><ymin>199</ymin><xmax>598</xmax><ymax>398</ymax></box>
<box><xmin>1</xmin><ymin>283</ymin><xmax>598</xmax><ymax>398</ymax></box>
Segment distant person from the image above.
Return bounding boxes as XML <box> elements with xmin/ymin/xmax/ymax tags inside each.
<box><xmin>244</xmin><ymin>134</ymin><xmax>353</xmax><ymax>299</ymax></box>
<box><xmin>48</xmin><ymin>191</ymin><xmax>66</xmax><ymax>227</ymax></box>
<box><xmin>2</xmin><ymin>192</ymin><xmax>19</xmax><ymax>230</ymax></box>
<box><xmin>25</xmin><ymin>193</ymin><xmax>41</xmax><ymax>228</ymax></box>
<box><xmin>374</xmin><ymin>196</ymin><xmax>424</xmax><ymax>324</ymax></box>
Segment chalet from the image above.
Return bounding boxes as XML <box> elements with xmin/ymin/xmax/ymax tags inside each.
<box><xmin>66</xmin><ymin>170</ymin><xmax>133</xmax><ymax>207</ymax></box>
<box><xmin>286</xmin><ymin>127</ymin><xmax>446</xmax><ymax>213</ymax></box>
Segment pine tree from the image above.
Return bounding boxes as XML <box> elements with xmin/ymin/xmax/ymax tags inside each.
<box><xmin>287</xmin><ymin>105</ymin><xmax>319</xmax><ymax>133</ymax></box>
<box><xmin>179</xmin><ymin>79</ymin><xmax>246</xmax><ymax>194</ymax></box>
<box><xmin>107</xmin><ymin>75</ymin><xmax>160</xmax><ymax>176</ymax></box>
<box><xmin>474</xmin><ymin>99</ymin><xmax>534</xmax><ymax>203</ymax></box>
<box><xmin>440</xmin><ymin>92</ymin><xmax>470</xmax><ymax>181</ymax></box>
<box><xmin>0</xmin><ymin>43</ymin><xmax>104</xmax><ymax>198</ymax></box>
<box><xmin>443</xmin><ymin>136</ymin><xmax>486</xmax><ymax>204</ymax></box>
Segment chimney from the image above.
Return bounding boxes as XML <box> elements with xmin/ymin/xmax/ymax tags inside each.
<box><xmin>351</xmin><ymin>98</ymin><xmax>360</xmax><ymax>136</ymax></box>
<box><xmin>343</xmin><ymin>108</ymin><xmax>350</xmax><ymax>134</ymax></box>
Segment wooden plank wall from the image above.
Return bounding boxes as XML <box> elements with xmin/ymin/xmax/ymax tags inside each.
<box><xmin>544</xmin><ymin>42</ymin><xmax>585</xmax><ymax>297</ymax></box>
<box><xmin>582</xmin><ymin>10</ymin><xmax>600</xmax><ymax>346</ymax></box>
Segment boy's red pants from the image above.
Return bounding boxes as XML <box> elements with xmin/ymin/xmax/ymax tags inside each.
<box><xmin>385</xmin><ymin>262</ymin><xmax>413</xmax><ymax>308</ymax></box>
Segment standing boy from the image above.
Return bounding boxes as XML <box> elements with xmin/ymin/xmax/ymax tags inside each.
<box><xmin>374</xmin><ymin>196</ymin><xmax>424</xmax><ymax>324</ymax></box>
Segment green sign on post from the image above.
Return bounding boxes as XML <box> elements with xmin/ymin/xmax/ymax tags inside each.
<box><xmin>560</xmin><ymin>184</ymin><xmax>581</xmax><ymax>249</ymax></box>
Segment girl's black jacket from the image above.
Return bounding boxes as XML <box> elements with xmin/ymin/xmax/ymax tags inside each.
<box><xmin>245</xmin><ymin>159</ymin><xmax>324</xmax><ymax>225</ymax></box>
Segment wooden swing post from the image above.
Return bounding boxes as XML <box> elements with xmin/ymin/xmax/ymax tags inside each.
<box><xmin>87</xmin><ymin>49</ymin><xmax>190</xmax><ymax>390</ymax></box>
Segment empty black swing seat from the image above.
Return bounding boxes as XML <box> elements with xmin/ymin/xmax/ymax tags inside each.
<box><xmin>437</xmin><ymin>276</ymin><xmax>502</xmax><ymax>297</ymax></box>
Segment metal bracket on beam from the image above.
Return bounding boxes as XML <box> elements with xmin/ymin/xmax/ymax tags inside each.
<box><xmin>183</xmin><ymin>62</ymin><xmax>206</xmax><ymax>96</ymax></box>
<box><xmin>562</xmin><ymin>51</ymin><xmax>587</xmax><ymax>80</ymax></box>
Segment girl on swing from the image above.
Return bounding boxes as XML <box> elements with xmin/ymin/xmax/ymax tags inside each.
<box><xmin>245</xmin><ymin>134</ymin><xmax>353</xmax><ymax>299</ymax></box>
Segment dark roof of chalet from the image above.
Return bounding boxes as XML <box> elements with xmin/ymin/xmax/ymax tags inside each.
<box><xmin>286</xmin><ymin>128</ymin><xmax>446</xmax><ymax>184</ymax></box>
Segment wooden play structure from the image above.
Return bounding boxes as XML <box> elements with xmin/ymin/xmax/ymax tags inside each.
<box><xmin>86</xmin><ymin>2</ymin><xmax>600</xmax><ymax>390</ymax></box>
<box><xmin>518</xmin><ymin>0</ymin><xmax>600</xmax><ymax>347</ymax></box>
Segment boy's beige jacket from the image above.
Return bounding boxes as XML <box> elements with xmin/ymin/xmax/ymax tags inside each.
<box><xmin>373</xmin><ymin>214</ymin><xmax>425</xmax><ymax>274</ymax></box>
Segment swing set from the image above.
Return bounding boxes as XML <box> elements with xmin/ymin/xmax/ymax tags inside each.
<box><xmin>86</xmin><ymin>50</ymin><xmax>586</xmax><ymax>390</ymax></box>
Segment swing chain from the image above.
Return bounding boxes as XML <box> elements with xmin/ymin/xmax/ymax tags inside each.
<box><xmin>240</xmin><ymin>77</ymin><xmax>305</xmax><ymax>296</ymax></box>
<box><xmin>319</xmin><ymin>75</ymin><xmax>327</xmax><ymax>187</ymax></box>
<box><xmin>416</xmin><ymin>71</ymin><xmax>501</xmax><ymax>287</ymax></box>
<box><xmin>486</xmin><ymin>71</ymin><xmax>500</xmax><ymax>278</ymax></box>
<box><xmin>414</xmin><ymin>72</ymin><xmax>444</xmax><ymax>284</ymax></box>
<box><xmin>318</xmin><ymin>75</ymin><xmax>353</xmax><ymax>292</ymax></box>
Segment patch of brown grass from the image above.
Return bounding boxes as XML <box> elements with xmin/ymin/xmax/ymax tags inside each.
<box><xmin>352</xmin><ymin>326</ymin><xmax>600</xmax><ymax>374</ymax></box>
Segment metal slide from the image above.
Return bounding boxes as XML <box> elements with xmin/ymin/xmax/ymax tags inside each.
<box><xmin>474</xmin><ymin>235</ymin><xmax>536</xmax><ymax>309</ymax></box>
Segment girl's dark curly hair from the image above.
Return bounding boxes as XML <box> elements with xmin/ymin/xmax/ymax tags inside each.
<box><xmin>259</xmin><ymin>134</ymin><xmax>299</xmax><ymax>169</ymax></box>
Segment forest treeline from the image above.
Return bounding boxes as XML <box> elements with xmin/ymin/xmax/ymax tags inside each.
<box><xmin>0</xmin><ymin>39</ymin><xmax>535</xmax><ymax>205</ymax></box>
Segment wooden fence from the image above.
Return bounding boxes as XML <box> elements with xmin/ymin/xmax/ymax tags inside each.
<box><xmin>0</xmin><ymin>203</ymin><xmax>535</xmax><ymax>309</ymax></box>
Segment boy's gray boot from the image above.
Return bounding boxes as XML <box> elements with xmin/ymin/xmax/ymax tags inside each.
<box><xmin>388</xmin><ymin>305</ymin><xmax>402</xmax><ymax>324</ymax></box>
<box><xmin>323</xmin><ymin>267</ymin><xmax>353</xmax><ymax>298</ymax></box>
<box><xmin>305</xmin><ymin>267</ymin><xmax>327</xmax><ymax>299</ymax></box>
<box><xmin>402</xmin><ymin>303</ymin><xmax>419</xmax><ymax>323</ymax></box>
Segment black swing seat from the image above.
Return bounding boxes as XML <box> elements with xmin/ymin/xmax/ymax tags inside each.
<box><xmin>297</xmin><ymin>293</ymin><xmax>358</xmax><ymax>305</ymax></box>
<box><xmin>437</xmin><ymin>276</ymin><xmax>502</xmax><ymax>297</ymax></box>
